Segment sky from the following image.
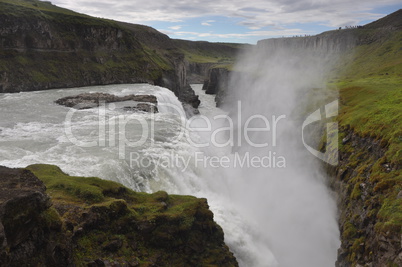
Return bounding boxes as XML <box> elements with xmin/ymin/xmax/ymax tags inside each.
<box><xmin>50</xmin><ymin>0</ymin><xmax>401</xmax><ymax>44</ymax></box>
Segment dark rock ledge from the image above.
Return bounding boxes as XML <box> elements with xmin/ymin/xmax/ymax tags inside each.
<box><xmin>55</xmin><ymin>93</ymin><xmax>159</xmax><ymax>113</ymax></box>
<box><xmin>0</xmin><ymin>164</ymin><xmax>238</xmax><ymax>266</ymax></box>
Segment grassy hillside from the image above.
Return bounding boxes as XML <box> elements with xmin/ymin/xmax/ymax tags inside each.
<box><xmin>0</xmin><ymin>0</ymin><xmax>115</xmax><ymax>26</ymax></box>
<box><xmin>329</xmin><ymin>9</ymin><xmax>402</xmax><ymax>265</ymax></box>
<box><xmin>0</xmin><ymin>0</ymin><xmax>179</xmax><ymax>93</ymax></box>
<box><xmin>335</xmin><ymin>28</ymin><xmax>402</xmax><ymax>165</ymax></box>
<box><xmin>173</xmin><ymin>39</ymin><xmax>247</xmax><ymax>68</ymax></box>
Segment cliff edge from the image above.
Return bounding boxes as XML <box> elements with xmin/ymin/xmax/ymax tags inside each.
<box><xmin>0</xmin><ymin>164</ymin><xmax>238</xmax><ymax>266</ymax></box>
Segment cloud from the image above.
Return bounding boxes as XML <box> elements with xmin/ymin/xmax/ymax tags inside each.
<box><xmin>169</xmin><ymin>25</ymin><xmax>182</xmax><ymax>30</ymax></box>
<box><xmin>201</xmin><ymin>22</ymin><xmax>212</xmax><ymax>26</ymax></box>
<box><xmin>51</xmin><ymin>0</ymin><xmax>400</xmax><ymax>41</ymax></box>
<box><xmin>161</xmin><ymin>28</ymin><xmax>308</xmax><ymax>40</ymax></box>
<box><xmin>239</xmin><ymin>7</ymin><xmax>267</xmax><ymax>13</ymax></box>
<box><xmin>52</xmin><ymin>0</ymin><xmax>399</xmax><ymax>27</ymax></box>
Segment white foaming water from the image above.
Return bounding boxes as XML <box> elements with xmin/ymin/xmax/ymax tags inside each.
<box><xmin>213</xmin><ymin>41</ymin><xmax>342</xmax><ymax>266</ymax></box>
<box><xmin>0</xmin><ymin>84</ymin><xmax>189</xmax><ymax>192</ymax></box>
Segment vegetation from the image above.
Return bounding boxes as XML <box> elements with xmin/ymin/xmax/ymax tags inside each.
<box><xmin>26</xmin><ymin>164</ymin><xmax>237</xmax><ymax>266</ymax></box>
<box><xmin>0</xmin><ymin>0</ymin><xmax>181</xmax><ymax>93</ymax></box>
<box><xmin>0</xmin><ymin>0</ymin><xmax>116</xmax><ymax>26</ymax></box>
<box><xmin>173</xmin><ymin>39</ymin><xmax>246</xmax><ymax>68</ymax></box>
<box><xmin>327</xmin><ymin>11</ymin><xmax>402</xmax><ymax>265</ymax></box>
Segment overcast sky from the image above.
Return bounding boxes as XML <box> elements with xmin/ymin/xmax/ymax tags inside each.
<box><xmin>50</xmin><ymin>0</ymin><xmax>401</xmax><ymax>43</ymax></box>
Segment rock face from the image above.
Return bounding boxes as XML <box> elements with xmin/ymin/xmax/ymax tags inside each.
<box><xmin>124</xmin><ymin>103</ymin><xmax>159</xmax><ymax>113</ymax></box>
<box><xmin>186</xmin><ymin>62</ymin><xmax>216</xmax><ymax>83</ymax></box>
<box><xmin>202</xmin><ymin>68</ymin><xmax>231</xmax><ymax>107</ymax></box>
<box><xmin>327</xmin><ymin>126</ymin><xmax>402</xmax><ymax>267</ymax></box>
<box><xmin>256</xmin><ymin>30</ymin><xmax>358</xmax><ymax>53</ymax></box>
<box><xmin>203</xmin><ymin>68</ymin><xmax>229</xmax><ymax>95</ymax></box>
<box><xmin>0</xmin><ymin>164</ymin><xmax>238</xmax><ymax>266</ymax></box>
<box><xmin>0</xmin><ymin>166</ymin><xmax>71</xmax><ymax>266</ymax></box>
<box><xmin>55</xmin><ymin>92</ymin><xmax>158</xmax><ymax>112</ymax></box>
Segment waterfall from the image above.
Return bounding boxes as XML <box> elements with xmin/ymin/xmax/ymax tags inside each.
<box><xmin>153</xmin><ymin>86</ymin><xmax>186</xmax><ymax>116</ymax></box>
<box><xmin>211</xmin><ymin>38</ymin><xmax>344</xmax><ymax>266</ymax></box>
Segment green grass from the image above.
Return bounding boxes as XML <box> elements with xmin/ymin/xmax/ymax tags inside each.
<box><xmin>0</xmin><ymin>0</ymin><xmax>88</xmax><ymax>17</ymax></box>
<box><xmin>336</xmin><ymin>31</ymin><xmax>402</xmax><ymax>79</ymax></box>
<box><xmin>179</xmin><ymin>48</ymin><xmax>234</xmax><ymax>64</ymax></box>
<box><xmin>336</xmin><ymin>77</ymin><xmax>402</xmax><ymax>165</ymax></box>
<box><xmin>27</xmin><ymin>164</ymin><xmax>132</xmax><ymax>204</ymax></box>
<box><xmin>0</xmin><ymin>0</ymin><xmax>116</xmax><ymax>28</ymax></box>
<box><xmin>26</xmin><ymin>164</ymin><xmax>196</xmax><ymax>207</ymax></box>
<box><xmin>0</xmin><ymin>0</ymin><xmax>117</xmax><ymax>27</ymax></box>
<box><xmin>174</xmin><ymin>39</ymin><xmax>243</xmax><ymax>66</ymax></box>
<box><xmin>26</xmin><ymin>164</ymin><xmax>203</xmax><ymax>224</ymax></box>
<box><xmin>334</xmin><ymin>25</ymin><xmax>402</xmax><ymax>164</ymax></box>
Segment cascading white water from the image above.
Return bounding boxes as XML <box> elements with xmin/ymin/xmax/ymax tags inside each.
<box><xmin>0</xmin><ymin>40</ymin><xmax>342</xmax><ymax>266</ymax></box>
<box><xmin>0</xmin><ymin>84</ymin><xmax>190</xmax><ymax>192</ymax></box>
<box><xmin>212</xmin><ymin>39</ymin><xmax>343</xmax><ymax>266</ymax></box>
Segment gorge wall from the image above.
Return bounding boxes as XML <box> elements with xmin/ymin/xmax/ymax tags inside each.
<box><xmin>0</xmin><ymin>0</ymin><xmax>202</xmax><ymax>109</ymax></box>
<box><xmin>256</xmin><ymin>30</ymin><xmax>357</xmax><ymax>53</ymax></box>
<box><xmin>330</xmin><ymin>127</ymin><xmax>401</xmax><ymax>267</ymax></box>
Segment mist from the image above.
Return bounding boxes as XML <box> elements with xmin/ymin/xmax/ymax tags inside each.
<box><xmin>218</xmin><ymin>38</ymin><xmax>343</xmax><ymax>267</ymax></box>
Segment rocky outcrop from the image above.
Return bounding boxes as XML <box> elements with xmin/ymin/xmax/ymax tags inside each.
<box><xmin>166</xmin><ymin>57</ymin><xmax>201</xmax><ymax>114</ymax></box>
<box><xmin>186</xmin><ymin>62</ymin><xmax>216</xmax><ymax>83</ymax></box>
<box><xmin>123</xmin><ymin>103</ymin><xmax>158</xmax><ymax>113</ymax></box>
<box><xmin>201</xmin><ymin>68</ymin><xmax>232</xmax><ymax>107</ymax></box>
<box><xmin>55</xmin><ymin>92</ymin><xmax>158</xmax><ymax>112</ymax></box>
<box><xmin>0</xmin><ymin>164</ymin><xmax>238</xmax><ymax>266</ymax></box>
<box><xmin>203</xmin><ymin>68</ymin><xmax>229</xmax><ymax>95</ymax></box>
<box><xmin>0</xmin><ymin>166</ymin><xmax>71</xmax><ymax>266</ymax></box>
<box><xmin>326</xmin><ymin>126</ymin><xmax>402</xmax><ymax>267</ymax></box>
